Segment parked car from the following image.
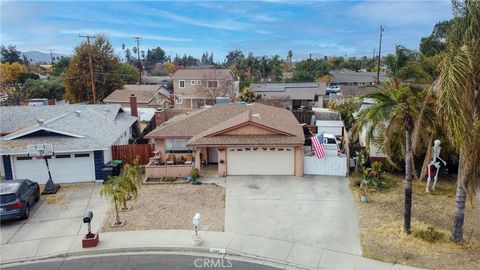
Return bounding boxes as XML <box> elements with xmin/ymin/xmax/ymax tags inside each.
<box><xmin>0</xmin><ymin>179</ymin><xmax>40</xmax><ymax>221</ymax></box>
<box><xmin>323</xmin><ymin>133</ymin><xmax>341</xmax><ymax>154</ymax></box>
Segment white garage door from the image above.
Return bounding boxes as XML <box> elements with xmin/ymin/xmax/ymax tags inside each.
<box><xmin>12</xmin><ymin>152</ymin><xmax>95</xmax><ymax>184</ymax></box>
<box><xmin>227</xmin><ymin>147</ymin><xmax>295</xmax><ymax>175</ymax></box>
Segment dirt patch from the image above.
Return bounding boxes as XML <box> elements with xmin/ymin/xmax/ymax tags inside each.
<box><xmin>101</xmin><ymin>184</ymin><xmax>225</xmax><ymax>232</ymax></box>
<box><xmin>350</xmin><ymin>174</ymin><xmax>480</xmax><ymax>270</ymax></box>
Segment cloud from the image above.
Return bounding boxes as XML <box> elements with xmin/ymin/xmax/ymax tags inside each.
<box><xmin>59</xmin><ymin>29</ymin><xmax>192</xmax><ymax>42</ymax></box>
<box><xmin>156</xmin><ymin>10</ymin><xmax>251</xmax><ymax>31</ymax></box>
<box><xmin>253</xmin><ymin>14</ymin><xmax>279</xmax><ymax>22</ymax></box>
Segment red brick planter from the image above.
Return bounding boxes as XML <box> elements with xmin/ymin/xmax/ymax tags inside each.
<box><xmin>82</xmin><ymin>233</ymin><xmax>99</xmax><ymax>248</ymax></box>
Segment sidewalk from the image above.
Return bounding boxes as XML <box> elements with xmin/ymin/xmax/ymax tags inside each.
<box><xmin>0</xmin><ymin>229</ymin><xmax>422</xmax><ymax>270</ymax></box>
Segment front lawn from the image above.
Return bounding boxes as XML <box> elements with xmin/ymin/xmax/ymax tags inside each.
<box><xmin>101</xmin><ymin>183</ymin><xmax>225</xmax><ymax>232</ymax></box>
<box><xmin>349</xmin><ymin>173</ymin><xmax>480</xmax><ymax>270</ymax></box>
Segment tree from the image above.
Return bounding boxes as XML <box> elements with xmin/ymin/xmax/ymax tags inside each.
<box><xmin>21</xmin><ymin>78</ymin><xmax>65</xmax><ymax>100</ymax></box>
<box><xmin>165</xmin><ymin>62</ymin><xmax>178</xmax><ymax>75</ymax></box>
<box><xmin>100</xmin><ymin>176</ymin><xmax>128</xmax><ymax>226</ymax></box>
<box><xmin>225</xmin><ymin>50</ymin><xmax>244</xmax><ymax>67</ymax></box>
<box><xmin>145</xmin><ymin>47</ymin><xmax>167</xmax><ymax>72</ymax></box>
<box><xmin>17</xmin><ymin>72</ymin><xmax>40</xmax><ymax>84</ymax></box>
<box><xmin>239</xmin><ymin>86</ymin><xmax>256</xmax><ymax>103</ymax></box>
<box><xmin>434</xmin><ymin>0</ymin><xmax>480</xmax><ymax>243</ymax></box>
<box><xmin>356</xmin><ymin>79</ymin><xmax>422</xmax><ymax>234</ymax></box>
<box><xmin>328</xmin><ymin>97</ymin><xmax>361</xmax><ymax>131</ymax></box>
<box><xmin>64</xmin><ymin>34</ymin><xmax>124</xmax><ymax>103</ymax></box>
<box><xmin>420</xmin><ymin>20</ymin><xmax>454</xmax><ymax>57</ymax></box>
<box><xmin>118</xmin><ymin>63</ymin><xmax>139</xmax><ymax>84</ymax></box>
<box><xmin>1</xmin><ymin>45</ymin><xmax>23</xmax><ymax>64</ymax></box>
<box><xmin>0</xmin><ymin>62</ymin><xmax>27</xmax><ymax>85</ymax></box>
<box><xmin>51</xmin><ymin>57</ymin><xmax>70</xmax><ymax>77</ymax></box>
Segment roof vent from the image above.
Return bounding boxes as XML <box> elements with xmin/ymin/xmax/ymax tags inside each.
<box><xmin>75</xmin><ymin>110</ymin><xmax>82</xmax><ymax>116</ymax></box>
<box><xmin>252</xmin><ymin>113</ymin><xmax>260</xmax><ymax>118</ymax></box>
<box><xmin>37</xmin><ymin>119</ymin><xmax>45</xmax><ymax>125</ymax></box>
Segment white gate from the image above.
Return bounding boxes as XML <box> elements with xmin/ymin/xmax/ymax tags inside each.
<box><xmin>304</xmin><ymin>155</ymin><xmax>348</xmax><ymax>176</ymax></box>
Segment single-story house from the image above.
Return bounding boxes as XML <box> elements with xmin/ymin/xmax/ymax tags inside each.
<box><xmin>0</xmin><ymin>104</ymin><xmax>137</xmax><ymax>183</ymax></box>
<box><xmin>103</xmin><ymin>84</ymin><xmax>171</xmax><ymax>109</ymax></box>
<box><xmin>252</xmin><ymin>82</ymin><xmax>326</xmax><ymax>110</ymax></box>
<box><xmin>144</xmin><ymin>103</ymin><xmax>305</xmax><ymax>177</ymax></box>
<box><xmin>329</xmin><ymin>70</ymin><xmax>388</xmax><ymax>86</ymax></box>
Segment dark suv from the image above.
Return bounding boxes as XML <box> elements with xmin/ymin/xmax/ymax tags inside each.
<box><xmin>0</xmin><ymin>179</ymin><xmax>40</xmax><ymax>221</ymax></box>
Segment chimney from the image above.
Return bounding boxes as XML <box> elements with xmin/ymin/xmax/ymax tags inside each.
<box><xmin>154</xmin><ymin>109</ymin><xmax>166</xmax><ymax>128</ymax></box>
<box><xmin>130</xmin><ymin>94</ymin><xmax>140</xmax><ymax>137</ymax></box>
<box><xmin>129</xmin><ymin>94</ymin><xmax>139</xmax><ymax>118</ymax></box>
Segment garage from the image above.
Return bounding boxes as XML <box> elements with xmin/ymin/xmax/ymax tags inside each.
<box><xmin>12</xmin><ymin>152</ymin><xmax>96</xmax><ymax>184</ymax></box>
<box><xmin>226</xmin><ymin>147</ymin><xmax>295</xmax><ymax>175</ymax></box>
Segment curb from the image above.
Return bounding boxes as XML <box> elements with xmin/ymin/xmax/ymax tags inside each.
<box><xmin>0</xmin><ymin>245</ymin><xmax>311</xmax><ymax>270</ymax></box>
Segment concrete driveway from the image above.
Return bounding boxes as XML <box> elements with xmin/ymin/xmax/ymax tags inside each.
<box><xmin>225</xmin><ymin>175</ymin><xmax>362</xmax><ymax>255</ymax></box>
<box><xmin>1</xmin><ymin>182</ymin><xmax>109</xmax><ymax>261</ymax></box>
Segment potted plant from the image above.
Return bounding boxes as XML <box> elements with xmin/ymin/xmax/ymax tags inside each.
<box><xmin>190</xmin><ymin>168</ymin><xmax>200</xmax><ymax>185</ymax></box>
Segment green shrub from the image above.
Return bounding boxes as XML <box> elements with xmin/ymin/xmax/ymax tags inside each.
<box><xmin>190</xmin><ymin>168</ymin><xmax>199</xmax><ymax>179</ymax></box>
<box><xmin>163</xmin><ymin>176</ymin><xmax>176</xmax><ymax>182</ymax></box>
<box><xmin>413</xmin><ymin>227</ymin><xmax>445</xmax><ymax>243</ymax></box>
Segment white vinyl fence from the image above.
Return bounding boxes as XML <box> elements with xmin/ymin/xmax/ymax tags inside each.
<box><xmin>304</xmin><ymin>155</ymin><xmax>348</xmax><ymax>176</ymax></box>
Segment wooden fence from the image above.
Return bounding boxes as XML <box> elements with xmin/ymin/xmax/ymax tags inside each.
<box><xmin>292</xmin><ymin>110</ymin><xmax>315</xmax><ymax>124</ymax></box>
<box><xmin>111</xmin><ymin>144</ymin><xmax>154</xmax><ymax>165</ymax></box>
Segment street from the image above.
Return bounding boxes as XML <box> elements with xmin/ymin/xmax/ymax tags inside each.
<box><xmin>2</xmin><ymin>254</ymin><xmax>279</xmax><ymax>270</ymax></box>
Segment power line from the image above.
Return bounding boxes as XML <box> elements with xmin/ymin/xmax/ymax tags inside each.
<box><xmin>79</xmin><ymin>34</ymin><xmax>97</xmax><ymax>104</ymax></box>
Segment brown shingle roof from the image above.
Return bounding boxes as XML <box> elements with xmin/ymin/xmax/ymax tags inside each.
<box><xmin>172</xmin><ymin>69</ymin><xmax>233</xmax><ymax>79</ymax></box>
<box><xmin>103</xmin><ymin>84</ymin><xmax>169</xmax><ymax>104</ymax></box>
<box><xmin>145</xmin><ymin>103</ymin><xmax>304</xmax><ymax>146</ymax></box>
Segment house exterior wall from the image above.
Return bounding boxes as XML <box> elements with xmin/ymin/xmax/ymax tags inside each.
<box><xmin>295</xmin><ymin>146</ymin><xmax>304</xmax><ymax>176</ymax></box>
<box><xmin>173</xmin><ymin>72</ymin><xmax>236</xmax><ymax>109</ymax></box>
<box><xmin>144</xmin><ymin>164</ymin><xmax>192</xmax><ymax>178</ymax></box>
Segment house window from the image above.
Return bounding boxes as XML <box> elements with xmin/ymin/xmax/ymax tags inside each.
<box><xmin>74</xmin><ymin>153</ymin><xmax>90</xmax><ymax>158</ymax></box>
<box><xmin>165</xmin><ymin>139</ymin><xmax>191</xmax><ymax>153</ymax></box>
<box><xmin>16</xmin><ymin>156</ymin><xmax>32</xmax><ymax>160</ymax></box>
<box><xmin>196</xmin><ymin>80</ymin><xmax>201</xmax><ymax>85</ymax></box>
<box><xmin>207</xmin><ymin>80</ymin><xmax>218</xmax><ymax>88</ymax></box>
<box><xmin>179</xmin><ymin>80</ymin><xmax>185</xmax><ymax>88</ymax></box>
<box><xmin>55</xmin><ymin>154</ymin><xmax>71</xmax><ymax>159</ymax></box>
<box><xmin>191</xmin><ymin>80</ymin><xmax>195</xmax><ymax>85</ymax></box>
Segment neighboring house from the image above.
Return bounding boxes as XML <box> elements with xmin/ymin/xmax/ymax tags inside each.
<box><xmin>0</xmin><ymin>104</ymin><xmax>137</xmax><ymax>183</ymax></box>
<box><xmin>172</xmin><ymin>69</ymin><xmax>238</xmax><ymax>109</ymax></box>
<box><xmin>141</xmin><ymin>75</ymin><xmax>172</xmax><ymax>88</ymax></box>
<box><xmin>329</xmin><ymin>70</ymin><xmax>388</xmax><ymax>86</ymax></box>
<box><xmin>355</xmin><ymin>98</ymin><xmax>387</xmax><ymax>160</ymax></box>
<box><xmin>313</xmin><ymin>109</ymin><xmax>345</xmax><ymax>137</ymax></box>
<box><xmin>144</xmin><ymin>103</ymin><xmax>305</xmax><ymax>177</ymax></box>
<box><xmin>103</xmin><ymin>84</ymin><xmax>171</xmax><ymax>109</ymax></box>
<box><xmin>251</xmin><ymin>82</ymin><xmax>327</xmax><ymax>110</ymax></box>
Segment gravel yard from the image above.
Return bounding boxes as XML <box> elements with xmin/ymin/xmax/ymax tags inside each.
<box><xmin>101</xmin><ymin>184</ymin><xmax>225</xmax><ymax>232</ymax></box>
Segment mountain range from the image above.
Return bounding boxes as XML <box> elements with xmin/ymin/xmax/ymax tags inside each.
<box><xmin>22</xmin><ymin>51</ymin><xmax>69</xmax><ymax>64</ymax></box>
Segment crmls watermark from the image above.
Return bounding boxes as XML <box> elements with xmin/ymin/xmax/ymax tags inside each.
<box><xmin>193</xmin><ymin>258</ymin><xmax>233</xmax><ymax>268</ymax></box>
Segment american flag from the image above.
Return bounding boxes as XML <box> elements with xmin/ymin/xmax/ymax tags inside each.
<box><xmin>311</xmin><ymin>133</ymin><xmax>326</xmax><ymax>159</ymax></box>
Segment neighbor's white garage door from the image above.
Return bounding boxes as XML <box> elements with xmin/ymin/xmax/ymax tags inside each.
<box><xmin>12</xmin><ymin>152</ymin><xmax>95</xmax><ymax>184</ymax></box>
<box><xmin>227</xmin><ymin>147</ymin><xmax>294</xmax><ymax>175</ymax></box>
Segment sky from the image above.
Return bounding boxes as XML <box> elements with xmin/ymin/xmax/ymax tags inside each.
<box><xmin>0</xmin><ymin>0</ymin><xmax>453</xmax><ymax>62</ymax></box>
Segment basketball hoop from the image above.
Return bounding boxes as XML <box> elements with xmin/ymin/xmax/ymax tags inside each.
<box><xmin>27</xmin><ymin>143</ymin><xmax>60</xmax><ymax>194</ymax></box>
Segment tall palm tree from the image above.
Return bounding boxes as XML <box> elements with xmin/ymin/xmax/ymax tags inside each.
<box><xmin>356</xmin><ymin>79</ymin><xmax>422</xmax><ymax>234</ymax></box>
<box><xmin>435</xmin><ymin>0</ymin><xmax>480</xmax><ymax>243</ymax></box>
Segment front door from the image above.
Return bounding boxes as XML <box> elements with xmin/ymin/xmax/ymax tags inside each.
<box><xmin>208</xmin><ymin>148</ymin><xmax>218</xmax><ymax>163</ymax></box>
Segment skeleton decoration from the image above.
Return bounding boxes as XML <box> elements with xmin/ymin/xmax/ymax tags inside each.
<box><xmin>426</xmin><ymin>140</ymin><xmax>447</xmax><ymax>193</ymax></box>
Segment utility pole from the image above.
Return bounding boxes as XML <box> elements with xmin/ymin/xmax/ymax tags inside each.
<box><xmin>79</xmin><ymin>34</ymin><xmax>97</xmax><ymax>104</ymax></box>
<box><xmin>376</xmin><ymin>25</ymin><xmax>384</xmax><ymax>84</ymax></box>
<box><xmin>134</xmin><ymin>36</ymin><xmax>142</xmax><ymax>84</ymax></box>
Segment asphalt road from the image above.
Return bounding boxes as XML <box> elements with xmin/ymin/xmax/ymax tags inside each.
<box><xmin>3</xmin><ymin>254</ymin><xmax>279</xmax><ymax>270</ymax></box>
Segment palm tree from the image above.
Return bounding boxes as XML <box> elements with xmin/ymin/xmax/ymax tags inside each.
<box><xmin>434</xmin><ymin>0</ymin><xmax>480</xmax><ymax>243</ymax></box>
<box><xmin>100</xmin><ymin>176</ymin><xmax>128</xmax><ymax>225</ymax></box>
<box><xmin>356</xmin><ymin>79</ymin><xmax>422</xmax><ymax>234</ymax></box>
